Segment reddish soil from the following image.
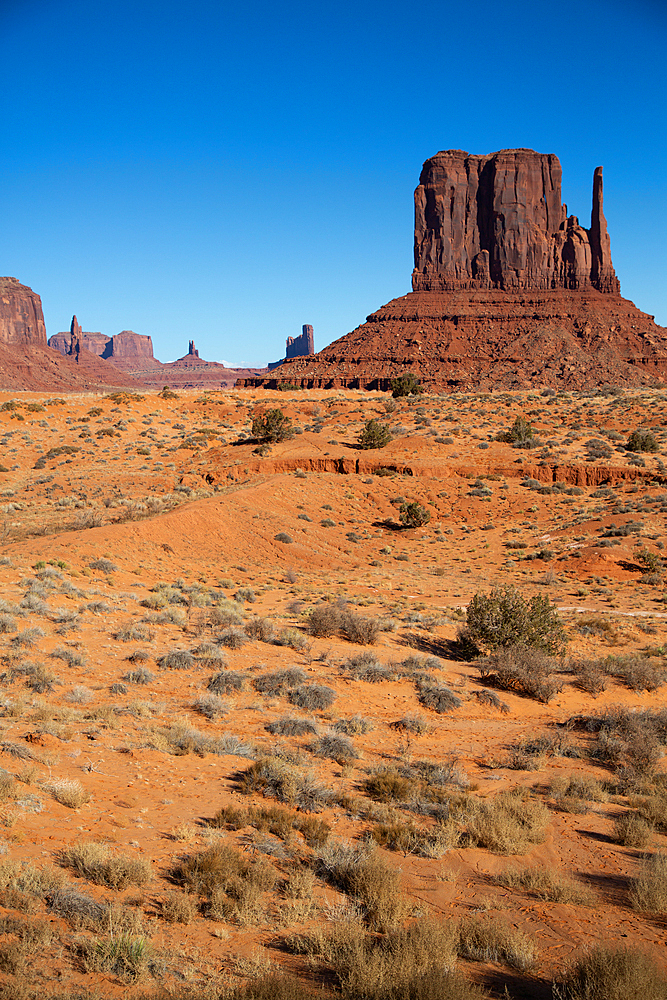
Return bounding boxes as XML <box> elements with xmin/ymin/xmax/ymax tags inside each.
<box><xmin>0</xmin><ymin>385</ymin><xmax>665</xmax><ymax>998</ymax></box>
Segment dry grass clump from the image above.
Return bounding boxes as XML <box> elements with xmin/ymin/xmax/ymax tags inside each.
<box><xmin>613</xmin><ymin>812</ymin><xmax>653</xmax><ymax>847</ymax></box>
<box><xmin>471</xmin><ymin>689</ymin><xmax>510</xmax><ymax>713</ymax></box>
<box><xmin>574</xmin><ymin>660</ymin><xmax>608</xmax><ymax>696</ymax></box>
<box><xmin>315</xmin><ymin>841</ymin><xmax>410</xmax><ymax>931</ymax></box>
<box><xmin>123</xmin><ymin>666</ymin><xmax>155</xmax><ymax>684</ymax></box>
<box><xmin>457</xmin><ymin>915</ymin><xmax>538</xmax><ymax>971</ymax></box>
<box><xmin>210</xmin><ymin>802</ymin><xmax>331</xmax><ymax>847</ymax></box>
<box><xmin>75</xmin><ymin>931</ymin><xmax>151</xmax><ymax>982</ymax></box>
<box><xmin>466</xmin><ymin>787</ymin><xmax>550</xmax><ymax>854</ymax></box>
<box><xmin>159</xmin><ymin>890</ymin><xmax>197</xmax><ymax>924</ymax></box>
<box><xmin>171</xmin><ymin>840</ymin><xmax>277</xmax><ymax>925</ymax></box>
<box><xmin>59</xmin><ymin>840</ymin><xmax>152</xmax><ymax>889</ymax></box>
<box><xmin>477</xmin><ymin>644</ymin><xmax>563</xmax><ymax>702</ymax></box>
<box><xmin>365</xmin><ymin>768</ymin><xmax>413</xmax><ymax>803</ymax></box>
<box><xmin>218</xmin><ymin>626</ymin><xmax>250</xmax><ymax>649</ymax></box>
<box><xmin>335</xmin><ymin>715</ymin><xmax>375</xmax><ymax>735</ymax></box>
<box><xmin>371</xmin><ymin>817</ymin><xmax>460</xmax><ymax>858</ymax></box>
<box><xmin>48</xmin><ymin>779</ymin><xmax>90</xmax><ymax>809</ymax></box>
<box><xmin>550</xmin><ymin>774</ymin><xmax>608</xmax><ymax>814</ymax></box>
<box><xmin>629</xmin><ymin>852</ymin><xmax>667</xmax><ymax>913</ymax></box>
<box><xmin>494</xmin><ymin>866</ymin><xmax>595</xmax><ymax>905</ymax></box>
<box><xmin>553</xmin><ymin>944</ymin><xmax>667</xmax><ymax>999</ymax></box>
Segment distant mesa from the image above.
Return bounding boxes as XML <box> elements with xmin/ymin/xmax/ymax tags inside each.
<box><xmin>49</xmin><ymin>325</ymin><xmax>154</xmax><ymax>361</ymax></box>
<box><xmin>268</xmin><ymin>324</ymin><xmax>315</xmax><ymax>370</ymax></box>
<box><xmin>239</xmin><ymin>148</ymin><xmax>667</xmax><ymax>392</ymax></box>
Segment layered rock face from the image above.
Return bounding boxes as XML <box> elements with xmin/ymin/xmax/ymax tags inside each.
<box><xmin>286</xmin><ymin>325</ymin><xmax>314</xmax><ymax>358</ymax></box>
<box><xmin>412</xmin><ymin>149</ymin><xmax>619</xmax><ymax>294</ymax></box>
<box><xmin>239</xmin><ymin>149</ymin><xmax>667</xmax><ymax>392</ymax></box>
<box><xmin>0</xmin><ymin>277</ymin><xmax>47</xmax><ymax>347</ymax></box>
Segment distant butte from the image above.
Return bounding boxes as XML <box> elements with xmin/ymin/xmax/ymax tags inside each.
<box><xmin>239</xmin><ymin>149</ymin><xmax>667</xmax><ymax>391</ymax></box>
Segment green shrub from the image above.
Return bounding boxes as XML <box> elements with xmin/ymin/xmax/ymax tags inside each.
<box><xmin>399</xmin><ymin>502</ymin><xmax>431</xmax><ymax>528</ymax></box>
<box><xmin>464</xmin><ymin>585</ymin><xmax>567</xmax><ymax>654</ymax></box>
<box><xmin>358</xmin><ymin>419</ymin><xmax>392</xmax><ymax>450</ymax></box>
<box><xmin>391</xmin><ymin>373</ymin><xmax>423</xmax><ymax>398</ymax></box>
<box><xmin>252</xmin><ymin>408</ymin><xmax>294</xmax><ymax>443</ymax></box>
<box><xmin>627</xmin><ymin>429</ymin><xmax>659</xmax><ymax>453</ymax></box>
<box><xmin>497</xmin><ymin>416</ymin><xmax>534</xmax><ymax>445</ymax></box>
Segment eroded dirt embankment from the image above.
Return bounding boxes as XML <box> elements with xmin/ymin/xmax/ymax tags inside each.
<box><xmin>197</xmin><ymin>453</ymin><xmax>663</xmax><ymax>487</ymax></box>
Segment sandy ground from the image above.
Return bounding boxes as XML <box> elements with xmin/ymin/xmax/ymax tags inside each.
<box><xmin>0</xmin><ymin>384</ymin><xmax>665</xmax><ymax>998</ymax></box>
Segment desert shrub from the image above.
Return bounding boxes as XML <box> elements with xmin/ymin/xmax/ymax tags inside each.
<box><xmin>171</xmin><ymin>841</ymin><xmax>276</xmax><ymax>926</ymax></box>
<box><xmin>192</xmin><ymin>693</ymin><xmax>228</xmax><ymax>720</ymax></box>
<box><xmin>275</xmin><ymin>627</ymin><xmax>310</xmax><ymax>650</ymax></box>
<box><xmin>158</xmin><ymin>648</ymin><xmax>194</xmax><ymax>670</ymax></box>
<box><xmin>252</xmin><ymin>408</ymin><xmax>294</xmax><ymax>443</ymax></box>
<box><xmin>477</xmin><ymin>644</ymin><xmax>563</xmax><ymax>702</ymax></box>
<box><xmin>160</xmin><ymin>890</ymin><xmax>197</xmax><ymax>924</ymax></box>
<box><xmin>335</xmin><ymin>715</ymin><xmax>375</xmax><ymax>735</ymax></box>
<box><xmin>629</xmin><ymin>852</ymin><xmax>667</xmax><ymax>913</ymax></box>
<box><xmin>458</xmin><ymin>915</ymin><xmax>537</xmax><ymax>971</ymax></box>
<box><xmin>253</xmin><ymin>667</ymin><xmax>307</xmax><ymax>695</ymax></box>
<box><xmin>343</xmin><ymin>652</ymin><xmax>394</xmax><ymax>682</ymax></box>
<box><xmin>418</xmin><ymin>683</ymin><xmax>462</xmax><ymax>713</ymax></box>
<box><xmin>60</xmin><ymin>841</ymin><xmax>151</xmax><ymax>889</ymax></box>
<box><xmin>466</xmin><ymin>786</ymin><xmax>549</xmax><ymax>854</ymax></box>
<box><xmin>311</xmin><ymin>731</ymin><xmax>358</xmax><ymax>760</ymax></box>
<box><xmin>553</xmin><ymin>944</ymin><xmax>667</xmax><ymax>999</ymax></box>
<box><xmin>497</xmin><ymin>416</ymin><xmax>533</xmax><ymax>445</ymax></box>
<box><xmin>471</xmin><ymin>689</ymin><xmax>510</xmax><ymax>713</ymax></box>
<box><xmin>358</xmin><ymin>419</ymin><xmax>392</xmax><ymax>450</ymax></box>
<box><xmin>465</xmin><ymin>585</ymin><xmax>567</xmax><ymax>654</ymax></box>
<box><xmin>245</xmin><ymin>616</ymin><xmax>275</xmax><ymax>642</ymax></box>
<box><xmin>308</xmin><ymin>603</ymin><xmax>344</xmax><ymax>637</ymax></box>
<box><xmin>207</xmin><ymin>670</ymin><xmax>246</xmax><ymax>694</ymax></box>
<box><xmin>391</xmin><ymin>373</ymin><xmax>423</xmax><ymax>397</ymax></box>
<box><xmin>275</xmin><ymin>532</ymin><xmax>294</xmax><ymax>544</ymax></box>
<box><xmin>613</xmin><ymin>812</ymin><xmax>652</xmax><ymax>847</ymax></box>
<box><xmin>239</xmin><ymin>757</ymin><xmax>330</xmax><ymax>810</ymax></box>
<box><xmin>399</xmin><ymin>502</ymin><xmax>431</xmax><ymax>528</ymax></box>
<box><xmin>191</xmin><ymin>642</ymin><xmax>228</xmax><ymax>668</ymax></box>
<box><xmin>89</xmin><ymin>558</ymin><xmax>118</xmax><ymax>573</ymax></box>
<box><xmin>574</xmin><ymin>661</ymin><xmax>607</xmax><ymax>695</ymax></box>
<box><xmin>218</xmin><ymin>626</ymin><xmax>249</xmax><ymax>648</ymax></box>
<box><xmin>620</xmin><ymin>657</ymin><xmax>666</xmax><ymax>692</ymax></box>
<box><xmin>591</xmin><ymin>707</ymin><xmax>667</xmax><ymax>777</ymax></box>
<box><xmin>365</xmin><ymin>767</ymin><xmax>413</xmax><ymax>803</ymax></box>
<box><xmin>0</xmin><ymin>615</ymin><xmax>17</xmax><ymax>634</ymax></box>
<box><xmin>627</xmin><ymin>429</ymin><xmax>659</xmax><ymax>453</ymax></box>
<box><xmin>123</xmin><ymin>666</ymin><xmax>155</xmax><ymax>684</ymax></box>
<box><xmin>115</xmin><ymin>624</ymin><xmax>154</xmax><ymax>642</ymax></box>
<box><xmin>11</xmin><ymin>626</ymin><xmax>45</xmax><ymax>648</ymax></box>
<box><xmin>343</xmin><ymin>612</ymin><xmax>380</xmax><ymax>645</ymax></box>
<box><xmin>315</xmin><ymin>841</ymin><xmax>410</xmax><ymax>931</ymax></box>
<box><xmin>289</xmin><ymin>683</ymin><xmax>336</xmax><ymax>710</ymax></box>
<box><xmin>266</xmin><ymin>716</ymin><xmax>318</xmax><ymax>736</ymax></box>
<box><xmin>550</xmin><ymin>775</ymin><xmax>607</xmax><ymax>814</ymax></box>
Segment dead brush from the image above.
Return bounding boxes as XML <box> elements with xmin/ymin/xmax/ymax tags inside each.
<box><xmin>465</xmin><ymin>786</ymin><xmax>550</xmax><ymax>854</ymax></box>
<box><xmin>553</xmin><ymin>944</ymin><xmax>667</xmax><ymax>1000</ymax></box>
<box><xmin>476</xmin><ymin>644</ymin><xmax>563</xmax><ymax>702</ymax></box>
<box><xmin>493</xmin><ymin>866</ymin><xmax>595</xmax><ymax>905</ymax></box>
<box><xmin>59</xmin><ymin>840</ymin><xmax>152</xmax><ymax>889</ymax></box>
<box><xmin>457</xmin><ymin>915</ymin><xmax>537</xmax><ymax>971</ymax></box>
<box><xmin>315</xmin><ymin>840</ymin><xmax>410</xmax><ymax>931</ymax></box>
<box><xmin>629</xmin><ymin>852</ymin><xmax>667</xmax><ymax>913</ymax></box>
<box><xmin>207</xmin><ymin>669</ymin><xmax>247</xmax><ymax>694</ymax></box>
<box><xmin>170</xmin><ymin>840</ymin><xmax>277</xmax><ymax>925</ymax></box>
<box><xmin>549</xmin><ymin>774</ymin><xmax>608</xmax><ymax>813</ymax></box>
<box><xmin>613</xmin><ymin>812</ymin><xmax>652</xmax><ymax>847</ymax></box>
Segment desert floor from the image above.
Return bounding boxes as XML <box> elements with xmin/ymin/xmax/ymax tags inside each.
<box><xmin>0</xmin><ymin>384</ymin><xmax>665</xmax><ymax>998</ymax></box>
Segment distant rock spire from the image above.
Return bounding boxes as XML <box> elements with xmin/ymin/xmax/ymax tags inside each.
<box><xmin>69</xmin><ymin>315</ymin><xmax>82</xmax><ymax>363</ymax></box>
<box><xmin>188</xmin><ymin>340</ymin><xmax>199</xmax><ymax>357</ymax></box>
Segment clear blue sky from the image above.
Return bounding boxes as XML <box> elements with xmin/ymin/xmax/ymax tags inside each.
<box><xmin>1</xmin><ymin>0</ymin><xmax>665</xmax><ymax>366</ymax></box>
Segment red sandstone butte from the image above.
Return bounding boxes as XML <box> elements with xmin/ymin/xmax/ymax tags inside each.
<box><xmin>239</xmin><ymin>149</ymin><xmax>667</xmax><ymax>392</ymax></box>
